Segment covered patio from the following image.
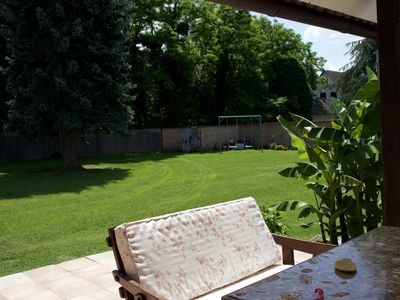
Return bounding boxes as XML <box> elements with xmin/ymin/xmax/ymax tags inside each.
<box><xmin>1</xmin><ymin>0</ymin><xmax>399</xmax><ymax>299</ymax></box>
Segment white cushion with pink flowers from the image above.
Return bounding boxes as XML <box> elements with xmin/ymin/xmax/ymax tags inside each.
<box><xmin>114</xmin><ymin>197</ymin><xmax>281</xmax><ymax>300</ymax></box>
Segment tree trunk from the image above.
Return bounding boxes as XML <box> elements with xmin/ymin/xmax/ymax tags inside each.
<box><xmin>60</xmin><ymin>130</ymin><xmax>82</xmax><ymax>170</ymax></box>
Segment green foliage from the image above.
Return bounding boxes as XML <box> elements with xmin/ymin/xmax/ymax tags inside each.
<box><xmin>129</xmin><ymin>0</ymin><xmax>197</xmax><ymax>128</ymax></box>
<box><xmin>269</xmin><ymin>57</ymin><xmax>314</xmax><ymax>119</ymax></box>
<box><xmin>0</xmin><ymin>11</ymin><xmax>8</xmax><ymax>131</ymax></box>
<box><xmin>268</xmin><ymin>143</ymin><xmax>290</xmax><ymax>151</ymax></box>
<box><xmin>4</xmin><ymin>0</ymin><xmax>134</xmax><ymax>167</ymax></box>
<box><xmin>264</xmin><ymin>96</ymin><xmax>288</xmax><ymax>121</ymax></box>
<box><xmin>260</xmin><ymin>206</ymin><xmax>288</xmax><ymax>235</ymax></box>
<box><xmin>129</xmin><ymin>0</ymin><xmax>324</xmax><ymax>127</ymax></box>
<box><xmin>274</xmin><ymin>70</ymin><xmax>382</xmax><ymax>244</ymax></box>
<box><xmin>337</xmin><ymin>39</ymin><xmax>377</xmax><ymax>103</ymax></box>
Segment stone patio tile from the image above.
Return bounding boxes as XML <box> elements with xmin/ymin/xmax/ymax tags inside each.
<box><xmin>14</xmin><ymin>290</ymin><xmax>64</xmax><ymax>300</ymax></box>
<box><xmin>0</xmin><ymin>281</ymin><xmax>45</xmax><ymax>300</ymax></box>
<box><xmin>41</xmin><ymin>274</ymin><xmax>100</xmax><ymax>299</ymax></box>
<box><xmin>86</xmin><ymin>252</ymin><xmax>116</xmax><ymax>269</ymax></box>
<box><xmin>70</xmin><ymin>289</ymin><xmax>120</xmax><ymax>300</ymax></box>
<box><xmin>23</xmin><ymin>265</ymin><xmax>71</xmax><ymax>285</ymax></box>
<box><xmin>59</xmin><ymin>257</ymin><xmax>98</xmax><ymax>272</ymax></box>
<box><xmin>0</xmin><ymin>295</ymin><xmax>7</xmax><ymax>300</ymax></box>
<box><xmin>105</xmin><ymin>286</ymin><xmax>120</xmax><ymax>298</ymax></box>
<box><xmin>0</xmin><ymin>273</ymin><xmax>32</xmax><ymax>290</ymax></box>
<box><xmin>71</xmin><ymin>264</ymin><xmax>117</xmax><ymax>289</ymax></box>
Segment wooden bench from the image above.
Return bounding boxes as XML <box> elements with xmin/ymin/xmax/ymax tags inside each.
<box><xmin>106</xmin><ymin>197</ymin><xmax>334</xmax><ymax>300</ymax></box>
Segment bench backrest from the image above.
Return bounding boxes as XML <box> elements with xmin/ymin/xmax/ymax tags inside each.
<box><xmin>113</xmin><ymin>197</ymin><xmax>281</xmax><ymax>300</ymax></box>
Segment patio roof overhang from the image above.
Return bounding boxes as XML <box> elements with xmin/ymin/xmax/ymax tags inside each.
<box><xmin>210</xmin><ymin>0</ymin><xmax>400</xmax><ymax>227</ymax></box>
<box><xmin>212</xmin><ymin>0</ymin><xmax>377</xmax><ymax>38</ymax></box>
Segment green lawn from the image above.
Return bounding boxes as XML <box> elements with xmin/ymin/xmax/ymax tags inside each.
<box><xmin>0</xmin><ymin>150</ymin><xmax>318</xmax><ymax>276</ymax></box>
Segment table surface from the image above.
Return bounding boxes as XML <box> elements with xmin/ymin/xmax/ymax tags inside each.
<box><xmin>222</xmin><ymin>226</ymin><xmax>400</xmax><ymax>300</ymax></box>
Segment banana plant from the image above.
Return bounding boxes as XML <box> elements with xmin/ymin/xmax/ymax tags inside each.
<box><xmin>271</xmin><ymin>69</ymin><xmax>382</xmax><ymax>244</ymax></box>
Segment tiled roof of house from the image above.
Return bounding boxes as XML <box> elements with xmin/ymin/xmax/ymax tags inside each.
<box><xmin>322</xmin><ymin>70</ymin><xmax>342</xmax><ymax>82</ymax></box>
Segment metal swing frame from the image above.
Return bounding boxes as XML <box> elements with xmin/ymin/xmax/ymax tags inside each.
<box><xmin>218</xmin><ymin>114</ymin><xmax>263</xmax><ymax>153</ymax></box>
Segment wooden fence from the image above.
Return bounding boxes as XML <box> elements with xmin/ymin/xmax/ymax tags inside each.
<box><xmin>0</xmin><ymin>129</ymin><xmax>161</xmax><ymax>162</ymax></box>
<box><xmin>0</xmin><ymin>121</ymin><xmax>331</xmax><ymax>162</ymax></box>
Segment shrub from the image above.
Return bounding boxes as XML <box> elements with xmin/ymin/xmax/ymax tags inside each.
<box><xmin>260</xmin><ymin>205</ymin><xmax>288</xmax><ymax>235</ymax></box>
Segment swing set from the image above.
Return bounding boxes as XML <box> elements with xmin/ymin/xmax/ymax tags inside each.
<box><xmin>218</xmin><ymin>115</ymin><xmax>263</xmax><ymax>153</ymax></box>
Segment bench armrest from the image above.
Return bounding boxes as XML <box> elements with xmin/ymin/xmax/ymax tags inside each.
<box><xmin>272</xmin><ymin>234</ymin><xmax>336</xmax><ymax>265</ymax></box>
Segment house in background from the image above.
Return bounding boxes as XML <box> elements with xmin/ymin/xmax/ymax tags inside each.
<box><xmin>315</xmin><ymin>70</ymin><xmax>342</xmax><ymax>101</ymax></box>
<box><xmin>312</xmin><ymin>70</ymin><xmax>342</xmax><ymax>120</ymax></box>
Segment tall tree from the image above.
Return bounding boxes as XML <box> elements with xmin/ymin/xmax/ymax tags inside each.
<box><xmin>5</xmin><ymin>0</ymin><xmax>133</xmax><ymax>169</ymax></box>
<box><xmin>0</xmin><ymin>9</ymin><xmax>8</xmax><ymax>131</ymax></box>
<box><xmin>129</xmin><ymin>0</ymin><xmax>197</xmax><ymax>128</ymax></box>
<box><xmin>337</xmin><ymin>38</ymin><xmax>377</xmax><ymax>102</ymax></box>
<box><xmin>269</xmin><ymin>57</ymin><xmax>314</xmax><ymax>119</ymax></box>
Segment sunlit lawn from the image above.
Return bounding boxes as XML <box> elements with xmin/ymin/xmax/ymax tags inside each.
<box><xmin>0</xmin><ymin>150</ymin><xmax>318</xmax><ymax>276</ymax></box>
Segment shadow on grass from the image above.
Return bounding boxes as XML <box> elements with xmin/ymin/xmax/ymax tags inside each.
<box><xmin>0</xmin><ymin>167</ymin><xmax>131</xmax><ymax>200</ymax></box>
<box><xmin>81</xmin><ymin>151</ymin><xmax>184</xmax><ymax>165</ymax></box>
<box><xmin>0</xmin><ymin>152</ymin><xmax>183</xmax><ymax>200</ymax></box>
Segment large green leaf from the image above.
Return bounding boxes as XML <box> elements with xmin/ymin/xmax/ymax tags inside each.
<box><xmin>279</xmin><ymin>167</ymin><xmax>301</xmax><ymax>178</ymax></box>
<box><xmin>298</xmin><ymin>206</ymin><xmax>316</xmax><ymax>219</ymax></box>
<box><xmin>331</xmin><ymin>98</ymin><xmax>349</xmax><ymax>128</ymax></box>
<box><xmin>290</xmin><ymin>113</ymin><xmax>317</xmax><ymax>133</ymax></box>
<box><xmin>361</xmin><ymin>100</ymin><xmax>381</xmax><ymax>138</ymax></box>
<box><xmin>354</xmin><ymin>77</ymin><xmax>380</xmax><ymax>105</ymax></box>
<box><xmin>306</xmin><ymin>127</ymin><xmax>350</xmax><ymax>143</ymax></box>
<box><xmin>366</xmin><ymin>67</ymin><xmax>377</xmax><ymax>81</ymax></box>
<box><xmin>301</xmin><ymin>221</ymin><xmax>320</xmax><ymax>229</ymax></box>
<box><xmin>306</xmin><ymin>181</ymin><xmax>328</xmax><ymax>198</ymax></box>
<box><xmin>340</xmin><ymin>175</ymin><xmax>361</xmax><ymax>187</ymax></box>
<box><xmin>270</xmin><ymin>200</ymin><xmax>310</xmax><ymax>211</ymax></box>
<box><xmin>279</xmin><ymin>162</ymin><xmax>320</xmax><ymax>179</ymax></box>
<box><xmin>277</xmin><ymin>115</ymin><xmax>307</xmax><ymax>159</ymax></box>
<box><xmin>306</xmin><ymin>146</ymin><xmax>327</xmax><ymax>170</ymax></box>
<box><xmin>363</xmin><ymin>162</ymin><xmax>383</xmax><ymax>179</ymax></box>
<box><xmin>345</xmin><ymin>143</ymin><xmax>379</xmax><ymax>161</ymax></box>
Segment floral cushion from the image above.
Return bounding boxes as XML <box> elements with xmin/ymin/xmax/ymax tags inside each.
<box><xmin>114</xmin><ymin>197</ymin><xmax>281</xmax><ymax>300</ymax></box>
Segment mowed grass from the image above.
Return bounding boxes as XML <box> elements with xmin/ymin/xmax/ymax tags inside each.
<box><xmin>0</xmin><ymin>150</ymin><xmax>318</xmax><ymax>276</ymax></box>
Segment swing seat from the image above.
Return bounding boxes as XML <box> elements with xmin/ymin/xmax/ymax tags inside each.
<box><xmin>236</xmin><ymin>142</ymin><xmax>245</xmax><ymax>150</ymax></box>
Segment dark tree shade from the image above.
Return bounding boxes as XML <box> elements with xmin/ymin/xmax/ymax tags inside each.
<box><xmin>269</xmin><ymin>57</ymin><xmax>313</xmax><ymax>119</ymax></box>
<box><xmin>5</xmin><ymin>0</ymin><xmax>134</xmax><ymax>168</ymax></box>
<box><xmin>0</xmin><ymin>11</ymin><xmax>8</xmax><ymax>131</ymax></box>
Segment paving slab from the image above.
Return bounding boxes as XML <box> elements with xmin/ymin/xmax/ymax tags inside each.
<box><xmin>0</xmin><ymin>281</ymin><xmax>45</xmax><ymax>300</ymax></box>
<box><xmin>14</xmin><ymin>290</ymin><xmax>64</xmax><ymax>300</ymax></box>
<box><xmin>70</xmin><ymin>289</ymin><xmax>120</xmax><ymax>300</ymax></box>
<box><xmin>0</xmin><ymin>273</ymin><xmax>32</xmax><ymax>290</ymax></box>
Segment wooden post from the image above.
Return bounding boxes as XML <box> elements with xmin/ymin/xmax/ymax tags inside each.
<box><xmin>377</xmin><ymin>0</ymin><xmax>400</xmax><ymax>226</ymax></box>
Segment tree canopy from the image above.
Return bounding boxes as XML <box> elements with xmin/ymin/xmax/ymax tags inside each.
<box><xmin>337</xmin><ymin>39</ymin><xmax>377</xmax><ymax>103</ymax></box>
<box><xmin>269</xmin><ymin>57</ymin><xmax>313</xmax><ymax>119</ymax></box>
<box><xmin>4</xmin><ymin>0</ymin><xmax>134</xmax><ymax>168</ymax></box>
<box><xmin>127</xmin><ymin>0</ymin><xmax>324</xmax><ymax>127</ymax></box>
